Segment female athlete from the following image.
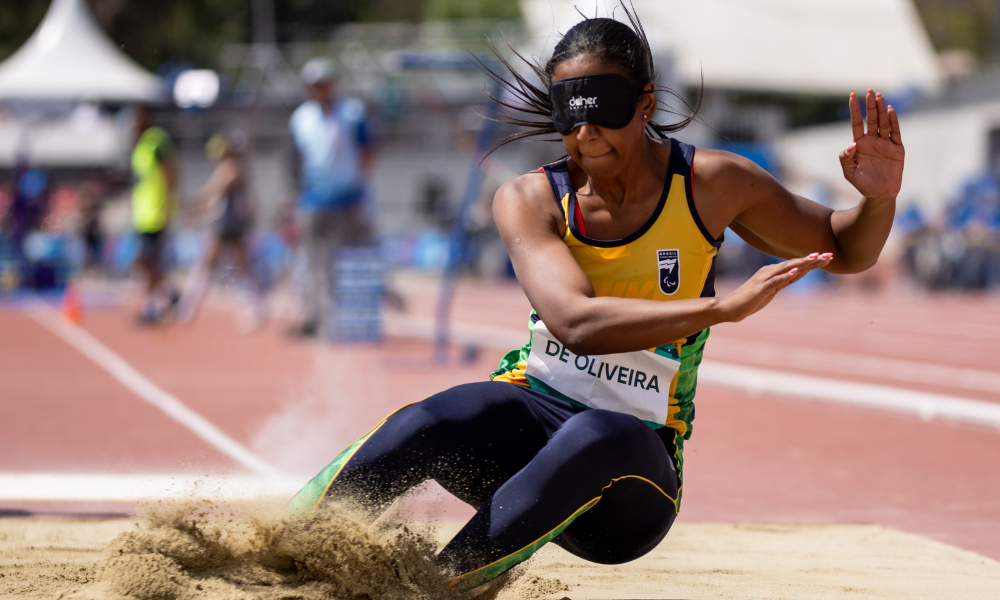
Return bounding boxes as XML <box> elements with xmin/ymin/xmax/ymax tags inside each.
<box><xmin>286</xmin><ymin>9</ymin><xmax>904</xmax><ymax>593</ymax></box>
<box><xmin>176</xmin><ymin>133</ymin><xmax>267</xmax><ymax>329</ymax></box>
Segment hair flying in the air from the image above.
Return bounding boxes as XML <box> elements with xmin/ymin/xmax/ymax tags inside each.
<box><xmin>474</xmin><ymin>2</ymin><xmax>702</xmax><ymax>156</ymax></box>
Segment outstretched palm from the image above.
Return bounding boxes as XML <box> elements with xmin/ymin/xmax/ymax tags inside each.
<box><xmin>839</xmin><ymin>89</ymin><xmax>904</xmax><ymax>200</ymax></box>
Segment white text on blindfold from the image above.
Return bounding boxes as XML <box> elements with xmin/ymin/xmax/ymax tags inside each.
<box><xmin>568</xmin><ymin>96</ymin><xmax>599</xmax><ymax>109</ymax></box>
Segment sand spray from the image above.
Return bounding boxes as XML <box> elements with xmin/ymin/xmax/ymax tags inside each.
<box><xmin>57</xmin><ymin>490</ymin><xmax>566</xmax><ymax>600</ymax></box>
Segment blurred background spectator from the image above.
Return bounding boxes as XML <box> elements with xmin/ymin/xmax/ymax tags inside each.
<box><xmin>130</xmin><ymin>104</ymin><xmax>179</xmax><ymax>323</ymax></box>
<box><xmin>175</xmin><ymin>131</ymin><xmax>267</xmax><ymax>329</ymax></box>
<box><xmin>3</xmin><ymin>0</ymin><xmax>1000</xmax><ymax>328</ymax></box>
<box><xmin>288</xmin><ymin>57</ymin><xmax>374</xmax><ymax>338</ymax></box>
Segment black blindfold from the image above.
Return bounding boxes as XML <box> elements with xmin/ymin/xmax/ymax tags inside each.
<box><xmin>550</xmin><ymin>74</ymin><xmax>652</xmax><ymax>135</ymax></box>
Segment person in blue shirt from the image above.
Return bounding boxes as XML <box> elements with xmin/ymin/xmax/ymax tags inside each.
<box><xmin>288</xmin><ymin>58</ymin><xmax>376</xmax><ymax>338</ymax></box>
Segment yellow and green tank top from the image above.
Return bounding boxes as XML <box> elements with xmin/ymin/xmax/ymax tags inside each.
<box><xmin>490</xmin><ymin>137</ymin><xmax>722</xmax><ymax>483</ymax></box>
<box><xmin>131</xmin><ymin>126</ymin><xmax>175</xmax><ymax>234</ymax></box>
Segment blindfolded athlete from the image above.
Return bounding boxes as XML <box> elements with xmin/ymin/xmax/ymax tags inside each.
<box><xmin>286</xmin><ymin>5</ymin><xmax>903</xmax><ymax>594</ymax></box>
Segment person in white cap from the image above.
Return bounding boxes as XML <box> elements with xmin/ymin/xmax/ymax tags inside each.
<box><xmin>288</xmin><ymin>57</ymin><xmax>375</xmax><ymax>338</ymax></box>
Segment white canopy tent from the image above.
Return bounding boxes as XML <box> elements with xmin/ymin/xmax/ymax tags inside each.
<box><xmin>0</xmin><ymin>0</ymin><xmax>162</xmax><ymax>102</ymax></box>
<box><xmin>0</xmin><ymin>0</ymin><xmax>165</xmax><ymax>166</ymax></box>
<box><xmin>522</xmin><ymin>0</ymin><xmax>941</xmax><ymax>96</ymax></box>
<box><xmin>0</xmin><ymin>108</ymin><xmax>125</xmax><ymax>168</ymax></box>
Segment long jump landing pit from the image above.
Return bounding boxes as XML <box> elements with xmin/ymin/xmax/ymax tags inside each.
<box><xmin>1</xmin><ymin>517</ymin><xmax>997</xmax><ymax>599</ymax></box>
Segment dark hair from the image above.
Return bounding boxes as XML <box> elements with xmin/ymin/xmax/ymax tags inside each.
<box><xmin>477</xmin><ymin>2</ymin><xmax>701</xmax><ymax>155</ymax></box>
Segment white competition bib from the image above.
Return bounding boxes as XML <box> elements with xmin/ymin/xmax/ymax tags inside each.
<box><xmin>524</xmin><ymin>320</ymin><xmax>681</xmax><ymax>424</ymax></box>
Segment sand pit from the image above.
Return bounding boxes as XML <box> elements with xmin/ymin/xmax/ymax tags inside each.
<box><xmin>1</xmin><ymin>508</ymin><xmax>998</xmax><ymax>600</ymax></box>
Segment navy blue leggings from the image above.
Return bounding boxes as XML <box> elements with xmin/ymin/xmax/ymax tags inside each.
<box><xmin>297</xmin><ymin>381</ymin><xmax>679</xmax><ymax>588</ymax></box>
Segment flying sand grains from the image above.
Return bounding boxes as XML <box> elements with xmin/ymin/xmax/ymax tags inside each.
<box><xmin>98</xmin><ymin>554</ymin><xmax>188</xmax><ymax>600</ymax></box>
<box><xmin>53</xmin><ymin>499</ymin><xmax>569</xmax><ymax>600</ymax></box>
<box><xmin>62</xmin><ymin>499</ymin><xmax>451</xmax><ymax>600</ymax></box>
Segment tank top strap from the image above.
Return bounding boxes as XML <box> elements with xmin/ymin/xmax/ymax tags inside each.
<box><xmin>670</xmin><ymin>137</ymin><xmax>695</xmax><ymax>172</ymax></box>
<box><xmin>669</xmin><ymin>138</ymin><xmax>721</xmax><ymax>249</ymax></box>
<box><xmin>540</xmin><ymin>157</ymin><xmax>573</xmax><ymax>221</ymax></box>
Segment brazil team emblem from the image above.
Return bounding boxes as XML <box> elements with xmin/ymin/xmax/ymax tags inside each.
<box><xmin>657</xmin><ymin>249</ymin><xmax>679</xmax><ymax>295</ymax></box>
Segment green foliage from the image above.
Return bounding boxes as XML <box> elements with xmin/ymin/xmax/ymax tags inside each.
<box><xmin>423</xmin><ymin>0</ymin><xmax>522</xmax><ymax>21</ymax></box>
<box><xmin>352</xmin><ymin>0</ymin><xmax>427</xmax><ymax>23</ymax></box>
<box><xmin>0</xmin><ymin>0</ymin><xmax>523</xmax><ymax>72</ymax></box>
<box><xmin>104</xmin><ymin>0</ymin><xmax>250</xmax><ymax>69</ymax></box>
<box><xmin>912</xmin><ymin>0</ymin><xmax>994</xmax><ymax>59</ymax></box>
<box><xmin>0</xmin><ymin>0</ymin><xmax>49</xmax><ymax>63</ymax></box>
<box><xmin>0</xmin><ymin>0</ymin><xmax>250</xmax><ymax>70</ymax></box>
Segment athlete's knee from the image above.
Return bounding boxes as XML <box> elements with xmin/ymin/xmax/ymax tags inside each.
<box><xmin>556</xmin><ymin>476</ymin><xmax>676</xmax><ymax>564</ymax></box>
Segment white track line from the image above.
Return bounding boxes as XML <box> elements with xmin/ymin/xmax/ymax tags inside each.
<box><xmin>698</xmin><ymin>362</ymin><xmax>1000</xmax><ymax>429</ymax></box>
<box><xmin>385</xmin><ymin>314</ymin><xmax>1000</xmax><ymax>430</ymax></box>
<box><xmin>708</xmin><ymin>337</ymin><xmax>1000</xmax><ymax>396</ymax></box>
<box><xmin>0</xmin><ymin>473</ymin><xmax>301</xmax><ymax>502</ymax></box>
<box><xmin>27</xmin><ymin>308</ymin><xmax>283</xmax><ymax>479</ymax></box>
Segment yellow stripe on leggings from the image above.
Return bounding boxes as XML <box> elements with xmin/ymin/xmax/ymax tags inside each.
<box><xmin>449</xmin><ymin>474</ymin><xmax>677</xmax><ymax>592</ymax></box>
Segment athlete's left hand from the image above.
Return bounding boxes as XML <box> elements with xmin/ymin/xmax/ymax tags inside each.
<box><xmin>839</xmin><ymin>89</ymin><xmax>904</xmax><ymax>201</ymax></box>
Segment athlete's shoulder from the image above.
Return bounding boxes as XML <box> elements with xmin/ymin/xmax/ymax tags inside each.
<box><xmin>140</xmin><ymin>126</ymin><xmax>171</xmax><ymax>145</ymax></box>
<box><xmin>139</xmin><ymin>127</ymin><xmax>175</xmax><ymax>161</ymax></box>
<box><xmin>495</xmin><ymin>169</ymin><xmax>555</xmax><ymax>208</ymax></box>
<box><xmin>289</xmin><ymin>100</ymin><xmax>321</xmax><ymax>132</ymax></box>
<box><xmin>338</xmin><ymin>97</ymin><xmax>366</xmax><ymax>123</ymax></box>
<box><xmin>493</xmin><ymin>168</ymin><xmax>564</xmax><ymax>233</ymax></box>
<box><xmin>690</xmin><ymin>147</ymin><xmax>783</xmax><ymax>235</ymax></box>
<box><xmin>692</xmin><ymin>148</ymin><xmax>768</xmax><ymax>184</ymax></box>
<box><xmin>692</xmin><ymin>148</ymin><xmax>777</xmax><ymax>206</ymax></box>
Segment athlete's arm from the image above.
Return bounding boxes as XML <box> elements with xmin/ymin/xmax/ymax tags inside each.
<box><xmin>494</xmin><ymin>173</ymin><xmax>830</xmax><ymax>355</ymax></box>
<box><xmin>163</xmin><ymin>158</ymin><xmax>180</xmax><ymax>218</ymax></box>
<box><xmin>196</xmin><ymin>159</ymin><xmax>239</xmax><ymax>204</ymax></box>
<box><xmin>695</xmin><ymin>89</ymin><xmax>902</xmax><ymax>274</ymax></box>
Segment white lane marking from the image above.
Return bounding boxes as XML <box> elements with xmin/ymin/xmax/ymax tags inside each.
<box><xmin>707</xmin><ymin>337</ymin><xmax>1000</xmax><ymax>396</ymax></box>
<box><xmin>698</xmin><ymin>362</ymin><xmax>1000</xmax><ymax>429</ymax></box>
<box><xmin>27</xmin><ymin>309</ymin><xmax>283</xmax><ymax>479</ymax></box>
<box><xmin>0</xmin><ymin>473</ymin><xmax>302</xmax><ymax>501</ymax></box>
<box><xmin>385</xmin><ymin>314</ymin><xmax>1000</xmax><ymax>430</ymax></box>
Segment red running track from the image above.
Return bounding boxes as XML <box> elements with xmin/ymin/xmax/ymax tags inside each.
<box><xmin>1</xmin><ymin>276</ymin><xmax>998</xmax><ymax>561</ymax></box>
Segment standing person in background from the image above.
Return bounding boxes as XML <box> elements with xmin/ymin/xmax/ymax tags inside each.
<box><xmin>79</xmin><ymin>180</ymin><xmax>105</xmax><ymax>271</ymax></box>
<box><xmin>288</xmin><ymin>58</ymin><xmax>375</xmax><ymax>338</ymax></box>
<box><xmin>177</xmin><ymin>132</ymin><xmax>267</xmax><ymax>330</ymax></box>
<box><xmin>131</xmin><ymin>105</ymin><xmax>179</xmax><ymax>324</ymax></box>
<box><xmin>8</xmin><ymin>155</ymin><xmax>48</xmax><ymax>264</ymax></box>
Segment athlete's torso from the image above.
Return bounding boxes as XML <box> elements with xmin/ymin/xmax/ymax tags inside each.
<box><xmin>131</xmin><ymin>127</ymin><xmax>174</xmax><ymax>234</ymax></box>
<box><xmin>217</xmin><ymin>170</ymin><xmax>251</xmax><ymax>233</ymax></box>
<box><xmin>491</xmin><ymin>138</ymin><xmax>722</xmax><ymax>480</ymax></box>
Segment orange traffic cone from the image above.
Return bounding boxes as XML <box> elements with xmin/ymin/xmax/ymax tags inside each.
<box><xmin>63</xmin><ymin>282</ymin><xmax>82</xmax><ymax>324</ymax></box>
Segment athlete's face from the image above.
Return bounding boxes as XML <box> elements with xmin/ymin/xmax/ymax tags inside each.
<box><xmin>551</xmin><ymin>55</ymin><xmax>656</xmax><ymax>178</ymax></box>
<box><xmin>307</xmin><ymin>81</ymin><xmax>336</xmax><ymax>107</ymax></box>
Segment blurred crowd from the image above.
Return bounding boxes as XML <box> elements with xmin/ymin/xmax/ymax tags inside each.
<box><xmin>0</xmin><ymin>158</ymin><xmax>96</xmax><ymax>292</ymax></box>
<box><xmin>899</xmin><ymin>172</ymin><xmax>1000</xmax><ymax>290</ymax></box>
<box><xmin>0</xmin><ymin>52</ymin><xmax>512</xmax><ymax>341</ymax></box>
<box><xmin>5</xmin><ymin>109</ymin><xmax>1000</xmax><ymax>328</ymax></box>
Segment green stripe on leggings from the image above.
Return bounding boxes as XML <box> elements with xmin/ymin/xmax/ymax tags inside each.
<box><xmin>449</xmin><ymin>497</ymin><xmax>600</xmax><ymax>592</ymax></box>
<box><xmin>283</xmin><ymin>432</ymin><xmax>374</xmax><ymax>517</ymax></box>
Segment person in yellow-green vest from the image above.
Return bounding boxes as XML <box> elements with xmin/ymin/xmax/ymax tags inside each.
<box><xmin>131</xmin><ymin>105</ymin><xmax>179</xmax><ymax>324</ymax></box>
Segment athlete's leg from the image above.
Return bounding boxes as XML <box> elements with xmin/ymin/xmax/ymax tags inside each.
<box><xmin>135</xmin><ymin>231</ymin><xmax>172</xmax><ymax>321</ymax></box>
<box><xmin>230</xmin><ymin>236</ymin><xmax>268</xmax><ymax>329</ymax></box>
<box><xmin>285</xmin><ymin>382</ymin><xmax>571</xmax><ymax>518</ymax></box>
<box><xmin>439</xmin><ymin>409</ymin><xmax>678</xmax><ymax>590</ymax></box>
<box><xmin>177</xmin><ymin>236</ymin><xmax>222</xmax><ymax>322</ymax></box>
<box><xmin>553</xmin><ymin>466</ymin><xmax>676</xmax><ymax>564</ymax></box>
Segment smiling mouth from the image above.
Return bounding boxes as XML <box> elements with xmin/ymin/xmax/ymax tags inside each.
<box><xmin>579</xmin><ymin>148</ymin><xmax>613</xmax><ymax>159</ymax></box>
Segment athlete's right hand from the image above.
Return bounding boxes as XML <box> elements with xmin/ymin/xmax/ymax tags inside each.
<box><xmin>718</xmin><ymin>253</ymin><xmax>833</xmax><ymax>323</ymax></box>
